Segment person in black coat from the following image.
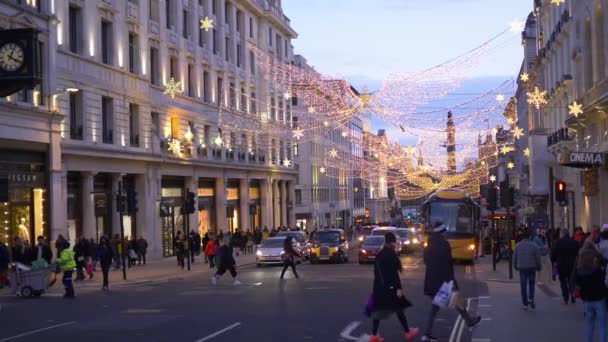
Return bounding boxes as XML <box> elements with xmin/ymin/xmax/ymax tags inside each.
<box><xmin>369</xmin><ymin>232</ymin><xmax>419</xmax><ymax>341</ymax></box>
<box><xmin>0</xmin><ymin>240</ymin><xmax>9</xmax><ymax>288</ymax></box>
<box><xmin>97</xmin><ymin>236</ymin><xmax>114</xmax><ymax>291</ymax></box>
<box><xmin>31</xmin><ymin>235</ymin><xmax>52</xmax><ymax>264</ymax></box>
<box><xmin>280</xmin><ymin>237</ymin><xmax>301</xmax><ymax>280</ymax></box>
<box><xmin>422</xmin><ymin>223</ymin><xmax>481</xmax><ymax>342</ymax></box>
<box><xmin>550</xmin><ymin>228</ymin><xmax>580</xmax><ymax>304</ymax></box>
<box><xmin>211</xmin><ymin>237</ymin><xmax>241</xmax><ymax>286</ymax></box>
<box><xmin>202</xmin><ymin>233</ymin><xmax>210</xmax><ymax>264</ymax></box>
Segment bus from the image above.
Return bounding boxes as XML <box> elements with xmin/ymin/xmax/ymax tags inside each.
<box><xmin>420</xmin><ymin>189</ymin><xmax>480</xmax><ymax>262</ymax></box>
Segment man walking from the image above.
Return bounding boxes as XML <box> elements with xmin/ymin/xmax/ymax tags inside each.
<box><xmin>422</xmin><ymin>222</ymin><xmax>481</xmax><ymax>341</ymax></box>
<box><xmin>136</xmin><ymin>236</ymin><xmax>148</xmax><ymax>265</ymax></box>
<box><xmin>513</xmin><ymin>231</ymin><xmax>542</xmax><ymax>310</ymax></box>
<box><xmin>56</xmin><ymin>240</ymin><xmax>76</xmax><ymax>298</ymax></box>
<box><xmin>551</xmin><ymin>228</ymin><xmax>580</xmax><ymax>304</ymax></box>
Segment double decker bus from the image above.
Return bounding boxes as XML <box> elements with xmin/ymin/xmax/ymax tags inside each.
<box><xmin>420</xmin><ymin>189</ymin><xmax>480</xmax><ymax>262</ymax></box>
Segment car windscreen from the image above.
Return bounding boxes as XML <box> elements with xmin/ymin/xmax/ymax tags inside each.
<box><xmin>395</xmin><ymin>230</ymin><xmax>410</xmax><ymax>238</ymax></box>
<box><xmin>363</xmin><ymin>236</ymin><xmax>385</xmax><ymax>246</ymax></box>
<box><xmin>277</xmin><ymin>232</ymin><xmax>301</xmax><ymax>240</ymax></box>
<box><xmin>313</xmin><ymin>232</ymin><xmax>340</xmax><ymax>243</ymax></box>
<box><xmin>371</xmin><ymin>230</ymin><xmax>392</xmax><ymax>236</ymax></box>
<box><xmin>360</xmin><ymin>227</ymin><xmax>374</xmax><ymax>235</ymax></box>
<box><xmin>261</xmin><ymin>239</ymin><xmax>285</xmax><ymax>248</ymax></box>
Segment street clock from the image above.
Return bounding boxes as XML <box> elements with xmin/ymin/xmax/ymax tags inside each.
<box><xmin>0</xmin><ymin>28</ymin><xmax>42</xmax><ymax>97</ymax></box>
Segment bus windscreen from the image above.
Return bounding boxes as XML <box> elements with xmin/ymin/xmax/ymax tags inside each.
<box><xmin>429</xmin><ymin>201</ymin><xmax>474</xmax><ymax>235</ymax></box>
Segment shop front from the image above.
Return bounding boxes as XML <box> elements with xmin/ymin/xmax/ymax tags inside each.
<box><xmin>249</xmin><ymin>180</ymin><xmax>261</xmax><ymax>231</ymax></box>
<box><xmin>0</xmin><ymin>150</ymin><xmax>48</xmax><ymax>247</ymax></box>
<box><xmin>160</xmin><ymin>176</ymin><xmax>184</xmax><ymax>257</ymax></box>
<box><xmin>92</xmin><ymin>173</ymin><xmax>112</xmax><ymax>241</ymax></box>
<box><xmin>198</xmin><ymin>178</ymin><xmax>216</xmax><ymax>234</ymax></box>
<box><xmin>122</xmin><ymin>175</ymin><xmax>138</xmax><ymax>239</ymax></box>
<box><xmin>226</xmin><ymin>180</ymin><xmax>240</xmax><ymax>233</ymax></box>
<box><xmin>296</xmin><ymin>213</ymin><xmax>312</xmax><ymax>231</ymax></box>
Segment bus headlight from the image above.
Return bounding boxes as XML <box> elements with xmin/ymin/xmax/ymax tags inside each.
<box><xmin>467</xmin><ymin>244</ymin><xmax>476</xmax><ymax>251</ymax></box>
<box><xmin>358</xmin><ymin>236</ymin><xmax>364</xmax><ymax>242</ymax></box>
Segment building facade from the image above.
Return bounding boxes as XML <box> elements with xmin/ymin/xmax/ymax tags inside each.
<box><xmin>0</xmin><ymin>0</ymin><xmax>299</xmax><ymax>258</ymax></box>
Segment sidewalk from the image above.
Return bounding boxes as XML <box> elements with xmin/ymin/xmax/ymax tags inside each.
<box><xmin>1</xmin><ymin>252</ymin><xmax>257</xmax><ymax>295</ymax></box>
<box><xmin>472</xmin><ymin>256</ymin><xmax>585</xmax><ymax>342</ymax></box>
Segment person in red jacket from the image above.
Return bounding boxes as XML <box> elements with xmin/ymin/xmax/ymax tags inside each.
<box><xmin>204</xmin><ymin>234</ymin><xmax>217</xmax><ymax>269</ymax></box>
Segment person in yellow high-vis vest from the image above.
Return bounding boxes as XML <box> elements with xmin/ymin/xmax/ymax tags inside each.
<box><xmin>56</xmin><ymin>239</ymin><xmax>76</xmax><ymax>298</ymax></box>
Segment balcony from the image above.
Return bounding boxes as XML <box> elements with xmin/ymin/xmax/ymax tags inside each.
<box><xmin>547</xmin><ymin>127</ymin><xmax>575</xmax><ymax>154</ymax></box>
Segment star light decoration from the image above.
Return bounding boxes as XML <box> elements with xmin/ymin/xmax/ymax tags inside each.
<box><xmin>507</xmin><ymin>162</ymin><xmax>515</xmax><ymax>169</ymax></box>
<box><xmin>200</xmin><ymin>16</ymin><xmax>214</xmax><ymax>32</ymax></box>
<box><xmin>319</xmin><ymin>167</ymin><xmax>326</xmax><ymax>174</ymax></box>
<box><xmin>167</xmin><ymin>139</ymin><xmax>182</xmax><ymax>154</ymax></box>
<box><xmin>328</xmin><ymin>149</ymin><xmax>338</xmax><ymax>158</ymax></box>
<box><xmin>527</xmin><ymin>86</ymin><xmax>548</xmax><ymax>110</ymax></box>
<box><xmin>523</xmin><ymin>148</ymin><xmax>531</xmax><ymax>157</ymax></box>
<box><xmin>283</xmin><ymin>159</ymin><xmax>292</xmax><ymax>167</ymax></box>
<box><xmin>507</xmin><ymin>117</ymin><xmax>516</xmax><ymax>125</ymax></box>
<box><xmin>551</xmin><ymin>0</ymin><xmax>565</xmax><ymax>5</ymax></box>
<box><xmin>520</xmin><ymin>73</ymin><xmax>529</xmax><ymax>82</ymax></box>
<box><xmin>164</xmin><ymin>77</ymin><xmax>183</xmax><ymax>99</ymax></box>
<box><xmin>568</xmin><ymin>101</ymin><xmax>584</xmax><ymax>118</ymax></box>
<box><xmin>496</xmin><ymin>94</ymin><xmax>506</xmax><ymax>102</ymax></box>
<box><xmin>308</xmin><ymin>106</ymin><xmax>316</xmax><ymax>114</ymax></box>
<box><xmin>489</xmin><ymin>175</ymin><xmax>497</xmax><ymax>182</ymax></box>
<box><xmin>283</xmin><ymin>92</ymin><xmax>291</xmax><ymax>99</ymax></box>
<box><xmin>501</xmin><ymin>145</ymin><xmax>514</xmax><ymax>155</ymax></box>
<box><xmin>509</xmin><ymin>19</ymin><xmax>524</xmax><ymax>33</ymax></box>
<box><xmin>512</xmin><ymin>126</ymin><xmax>524</xmax><ymax>139</ymax></box>
<box><xmin>293</xmin><ymin>129</ymin><xmax>304</xmax><ymax>140</ymax></box>
<box><xmin>323</xmin><ymin>121</ymin><xmax>329</xmax><ymax>127</ymax></box>
<box><xmin>341</xmin><ymin>131</ymin><xmax>348</xmax><ymax>138</ymax></box>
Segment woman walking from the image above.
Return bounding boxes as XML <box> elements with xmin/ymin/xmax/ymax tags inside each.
<box><xmin>573</xmin><ymin>239</ymin><xmax>607</xmax><ymax>342</ymax></box>
<box><xmin>211</xmin><ymin>237</ymin><xmax>242</xmax><ymax>286</ymax></box>
<box><xmin>204</xmin><ymin>234</ymin><xmax>217</xmax><ymax>269</ymax></box>
<box><xmin>97</xmin><ymin>236</ymin><xmax>114</xmax><ymax>291</ymax></box>
<box><xmin>368</xmin><ymin>232</ymin><xmax>418</xmax><ymax>342</ymax></box>
<box><xmin>280</xmin><ymin>237</ymin><xmax>300</xmax><ymax>280</ymax></box>
<box><xmin>175</xmin><ymin>231</ymin><xmax>186</xmax><ymax>270</ymax></box>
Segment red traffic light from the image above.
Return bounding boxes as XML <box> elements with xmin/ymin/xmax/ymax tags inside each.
<box><xmin>556</xmin><ymin>181</ymin><xmax>566</xmax><ymax>192</ymax></box>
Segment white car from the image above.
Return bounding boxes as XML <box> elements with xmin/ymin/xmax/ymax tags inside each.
<box><xmin>256</xmin><ymin>237</ymin><xmax>303</xmax><ymax>267</ymax></box>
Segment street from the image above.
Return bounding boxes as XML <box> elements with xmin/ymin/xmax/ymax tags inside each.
<box><xmin>0</xmin><ymin>249</ymin><xmax>486</xmax><ymax>342</ymax></box>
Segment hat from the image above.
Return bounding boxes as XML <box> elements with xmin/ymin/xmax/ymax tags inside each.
<box><xmin>385</xmin><ymin>232</ymin><xmax>397</xmax><ymax>244</ymax></box>
<box><xmin>432</xmin><ymin>222</ymin><xmax>447</xmax><ymax>233</ymax></box>
<box><xmin>603</xmin><ymin>224</ymin><xmax>608</xmax><ymax>232</ymax></box>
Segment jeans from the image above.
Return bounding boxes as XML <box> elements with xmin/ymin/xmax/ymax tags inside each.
<box><xmin>559</xmin><ymin>275</ymin><xmax>572</xmax><ymax>302</ymax></box>
<box><xmin>101</xmin><ymin>264</ymin><xmax>110</xmax><ymax>288</ymax></box>
<box><xmin>138</xmin><ymin>252</ymin><xmax>146</xmax><ymax>265</ymax></box>
<box><xmin>519</xmin><ymin>269</ymin><xmax>536</xmax><ymax>306</ymax></box>
<box><xmin>585</xmin><ymin>300</ymin><xmax>607</xmax><ymax>342</ymax></box>
<box><xmin>208</xmin><ymin>255</ymin><xmax>215</xmax><ymax>269</ymax></box>
<box><xmin>424</xmin><ymin>303</ymin><xmax>472</xmax><ymax>336</ymax></box>
<box><xmin>280</xmin><ymin>259</ymin><xmax>299</xmax><ymax>279</ymax></box>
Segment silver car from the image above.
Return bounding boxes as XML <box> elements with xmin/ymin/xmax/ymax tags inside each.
<box><xmin>256</xmin><ymin>237</ymin><xmax>288</xmax><ymax>267</ymax></box>
<box><xmin>276</xmin><ymin>231</ymin><xmax>311</xmax><ymax>259</ymax></box>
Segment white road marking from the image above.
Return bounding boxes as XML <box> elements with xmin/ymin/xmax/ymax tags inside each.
<box><xmin>478</xmin><ymin>304</ymin><xmax>492</xmax><ymax>308</ymax></box>
<box><xmin>0</xmin><ymin>321</ymin><xmax>76</xmax><ymax>342</ymax></box>
<box><xmin>472</xmin><ymin>339</ymin><xmax>492</xmax><ymax>342</ymax></box>
<box><xmin>450</xmin><ymin>298</ymin><xmax>473</xmax><ymax>342</ymax></box>
<box><xmin>481</xmin><ymin>318</ymin><xmax>492</xmax><ymax>321</ymax></box>
<box><xmin>340</xmin><ymin>321</ymin><xmax>361</xmax><ymax>341</ymax></box>
<box><xmin>305</xmin><ymin>287</ymin><xmax>331</xmax><ymax>290</ymax></box>
<box><xmin>448</xmin><ymin>315</ymin><xmax>463</xmax><ymax>342</ymax></box>
<box><xmin>194</xmin><ymin>322</ymin><xmax>241</xmax><ymax>342</ymax></box>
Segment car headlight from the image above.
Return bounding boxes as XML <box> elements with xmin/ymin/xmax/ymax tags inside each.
<box><xmin>358</xmin><ymin>236</ymin><xmax>364</xmax><ymax>241</ymax></box>
<box><xmin>413</xmin><ymin>238</ymin><xmax>419</xmax><ymax>244</ymax></box>
<box><xmin>467</xmin><ymin>244</ymin><xmax>476</xmax><ymax>251</ymax></box>
<box><xmin>256</xmin><ymin>250</ymin><xmax>263</xmax><ymax>256</ymax></box>
<box><xmin>410</xmin><ymin>228</ymin><xmax>415</xmax><ymax>233</ymax></box>
<box><xmin>404</xmin><ymin>240</ymin><xmax>411</xmax><ymax>245</ymax></box>
<box><xmin>424</xmin><ymin>242</ymin><xmax>428</xmax><ymax>248</ymax></box>
<box><xmin>361</xmin><ymin>249</ymin><xmax>367</xmax><ymax>254</ymax></box>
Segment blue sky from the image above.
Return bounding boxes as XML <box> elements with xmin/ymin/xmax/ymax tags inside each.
<box><xmin>283</xmin><ymin>0</ymin><xmax>533</xmax><ymax>145</ymax></box>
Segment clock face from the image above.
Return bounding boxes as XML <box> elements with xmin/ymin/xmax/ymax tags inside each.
<box><xmin>0</xmin><ymin>42</ymin><xmax>24</xmax><ymax>72</ymax></box>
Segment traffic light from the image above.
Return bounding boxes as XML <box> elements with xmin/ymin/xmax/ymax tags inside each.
<box><xmin>116</xmin><ymin>193</ymin><xmax>127</xmax><ymax>214</ymax></box>
<box><xmin>185</xmin><ymin>191</ymin><xmax>196</xmax><ymax>215</ymax></box>
<box><xmin>126</xmin><ymin>189</ymin><xmax>138</xmax><ymax>214</ymax></box>
<box><xmin>499</xmin><ymin>180</ymin><xmax>514</xmax><ymax>208</ymax></box>
<box><xmin>487</xmin><ymin>186</ymin><xmax>497</xmax><ymax>211</ymax></box>
<box><xmin>555</xmin><ymin>181</ymin><xmax>568</xmax><ymax>206</ymax></box>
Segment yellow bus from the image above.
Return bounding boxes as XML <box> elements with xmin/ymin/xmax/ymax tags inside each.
<box><xmin>420</xmin><ymin>189</ymin><xmax>480</xmax><ymax>262</ymax></box>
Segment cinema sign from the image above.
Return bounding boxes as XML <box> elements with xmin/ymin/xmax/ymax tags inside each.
<box><xmin>558</xmin><ymin>152</ymin><xmax>606</xmax><ymax>168</ymax></box>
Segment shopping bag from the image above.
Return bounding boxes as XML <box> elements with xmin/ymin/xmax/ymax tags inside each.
<box><xmin>432</xmin><ymin>280</ymin><xmax>454</xmax><ymax>308</ymax></box>
<box><xmin>448</xmin><ymin>290</ymin><xmax>464</xmax><ymax>309</ymax></box>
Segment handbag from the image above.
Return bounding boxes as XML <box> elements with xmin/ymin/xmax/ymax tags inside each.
<box><xmin>448</xmin><ymin>290</ymin><xmax>464</xmax><ymax>309</ymax></box>
<box><xmin>432</xmin><ymin>280</ymin><xmax>454</xmax><ymax>308</ymax></box>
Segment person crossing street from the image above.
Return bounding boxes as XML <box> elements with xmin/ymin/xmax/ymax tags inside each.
<box><xmin>280</xmin><ymin>236</ymin><xmax>300</xmax><ymax>280</ymax></box>
<box><xmin>211</xmin><ymin>237</ymin><xmax>241</xmax><ymax>286</ymax></box>
<box><xmin>56</xmin><ymin>239</ymin><xmax>76</xmax><ymax>299</ymax></box>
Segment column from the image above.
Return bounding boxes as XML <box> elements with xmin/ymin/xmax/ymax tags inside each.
<box><xmin>215</xmin><ymin>176</ymin><xmax>227</xmax><ymax>233</ymax></box>
<box><xmin>186</xmin><ymin>176</ymin><xmax>199</xmax><ymax>233</ymax></box>
<box><xmin>272</xmin><ymin>179</ymin><xmax>280</xmax><ymax>228</ymax></box>
<box><xmin>81</xmin><ymin>172</ymin><xmax>96</xmax><ymax>239</ymax></box>
<box><xmin>239</xmin><ymin>177</ymin><xmax>250</xmax><ymax>232</ymax></box>
<box><xmin>288</xmin><ymin>181</ymin><xmax>296</xmax><ymax>228</ymax></box>
<box><xmin>50</xmin><ymin>170</ymin><xmax>67</xmax><ymax>242</ymax></box>
<box><xmin>111</xmin><ymin>173</ymin><xmax>124</xmax><ymax>236</ymax></box>
<box><xmin>280</xmin><ymin>180</ymin><xmax>287</xmax><ymax>227</ymax></box>
<box><xmin>260</xmin><ymin>178</ymin><xmax>271</xmax><ymax>230</ymax></box>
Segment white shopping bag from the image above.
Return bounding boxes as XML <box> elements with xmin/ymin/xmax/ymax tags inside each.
<box><xmin>432</xmin><ymin>280</ymin><xmax>454</xmax><ymax>308</ymax></box>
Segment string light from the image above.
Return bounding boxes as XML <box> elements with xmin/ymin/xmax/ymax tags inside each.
<box><xmin>551</xmin><ymin>0</ymin><xmax>565</xmax><ymax>5</ymax></box>
<box><xmin>293</xmin><ymin>129</ymin><xmax>304</xmax><ymax>140</ymax></box>
<box><xmin>523</xmin><ymin>148</ymin><xmax>530</xmax><ymax>157</ymax></box>
<box><xmin>164</xmin><ymin>78</ymin><xmax>183</xmax><ymax>99</ymax></box>
<box><xmin>490</xmin><ymin>175</ymin><xmax>497</xmax><ymax>182</ymax></box>
<box><xmin>283</xmin><ymin>159</ymin><xmax>292</xmax><ymax>167</ymax></box>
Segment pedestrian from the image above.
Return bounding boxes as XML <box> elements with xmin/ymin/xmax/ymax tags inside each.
<box><xmin>111</xmin><ymin>234</ymin><xmax>121</xmax><ymax>270</ymax></box>
<box><xmin>551</xmin><ymin>228</ymin><xmax>580</xmax><ymax>304</ymax></box>
<box><xmin>175</xmin><ymin>231</ymin><xmax>186</xmax><ymax>269</ymax></box>
<box><xmin>188</xmin><ymin>231</ymin><xmax>196</xmax><ymax>263</ymax></box>
<box><xmin>10</xmin><ymin>236</ymin><xmax>29</xmax><ymax>265</ymax></box>
<box><xmin>204</xmin><ymin>234</ymin><xmax>217</xmax><ymax>269</ymax></box>
<box><xmin>230</xmin><ymin>230</ymin><xmax>242</xmax><ymax>256</ymax></box>
<box><xmin>194</xmin><ymin>230</ymin><xmax>201</xmax><ymax>257</ymax></box>
<box><xmin>573</xmin><ymin>239</ymin><xmax>607</xmax><ymax>342</ymax></box>
<box><xmin>246</xmin><ymin>231</ymin><xmax>254</xmax><ymax>254</ymax></box>
<box><xmin>211</xmin><ymin>236</ymin><xmax>242</xmax><ymax>286</ymax></box>
<box><xmin>574</xmin><ymin>227</ymin><xmax>586</xmax><ymax>246</ymax></box>
<box><xmin>262</xmin><ymin>226</ymin><xmax>269</xmax><ymax>241</ymax></box>
<box><xmin>513</xmin><ymin>231</ymin><xmax>542</xmax><ymax>310</ymax></box>
<box><xmin>254</xmin><ymin>228</ymin><xmax>263</xmax><ymax>248</ymax></box>
<box><xmin>137</xmin><ymin>236</ymin><xmax>148</xmax><ymax>265</ymax></box>
<box><xmin>97</xmin><ymin>236</ymin><xmax>114</xmax><ymax>291</ymax></box>
<box><xmin>202</xmin><ymin>232</ymin><xmax>210</xmax><ymax>264</ymax></box>
<box><xmin>591</xmin><ymin>225</ymin><xmax>601</xmax><ymax>244</ymax></box>
<box><xmin>73</xmin><ymin>237</ymin><xmax>86</xmax><ymax>281</ymax></box>
<box><xmin>421</xmin><ymin>222</ymin><xmax>481</xmax><ymax>342</ymax></box>
<box><xmin>31</xmin><ymin>235</ymin><xmax>52</xmax><ymax>264</ymax></box>
<box><xmin>128</xmin><ymin>236</ymin><xmax>138</xmax><ymax>267</ymax></box>
<box><xmin>88</xmin><ymin>238</ymin><xmax>98</xmax><ymax>272</ymax></box>
<box><xmin>368</xmin><ymin>232</ymin><xmax>418</xmax><ymax>342</ymax></box>
<box><xmin>56</xmin><ymin>239</ymin><xmax>76</xmax><ymax>299</ymax></box>
<box><xmin>280</xmin><ymin>237</ymin><xmax>300</xmax><ymax>280</ymax></box>
<box><xmin>0</xmin><ymin>239</ymin><xmax>9</xmax><ymax>288</ymax></box>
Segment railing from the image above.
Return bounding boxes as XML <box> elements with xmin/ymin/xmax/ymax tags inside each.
<box><xmin>547</xmin><ymin>127</ymin><xmax>574</xmax><ymax>147</ymax></box>
<box><xmin>212</xmin><ymin>148</ymin><xmax>222</xmax><ymax>160</ymax></box>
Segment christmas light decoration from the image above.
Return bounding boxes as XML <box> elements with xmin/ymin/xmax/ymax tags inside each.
<box><xmin>527</xmin><ymin>86</ymin><xmax>547</xmax><ymax>110</ymax></box>
<box><xmin>293</xmin><ymin>129</ymin><xmax>304</xmax><ymax>140</ymax></box>
<box><xmin>510</xmin><ymin>19</ymin><xmax>524</xmax><ymax>32</ymax></box>
<box><xmin>569</xmin><ymin>101</ymin><xmax>584</xmax><ymax>118</ymax></box>
<box><xmin>308</xmin><ymin>106</ymin><xmax>316</xmax><ymax>114</ymax></box>
<box><xmin>164</xmin><ymin>78</ymin><xmax>183</xmax><ymax>99</ymax></box>
<box><xmin>523</xmin><ymin>148</ymin><xmax>530</xmax><ymax>157</ymax></box>
<box><xmin>507</xmin><ymin>162</ymin><xmax>515</xmax><ymax>169</ymax></box>
<box><xmin>328</xmin><ymin>149</ymin><xmax>338</xmax><ymax>158</ymax></box>
<box><xmin>496</xmin><ymin>94</ymin><xmax>505</xmax><ymax>102</ymax></box>
<box><xmin>551</xmin><ymin>0</ymin><xmax>565</xmax><ymax>5</ymax></box>
<box><xmin>214</xmin><ymin>136</ymin><xmax>223</xmax><ymax>146</ymax></box>
<box><xmin>320</xmin><ymin>167</ymin><xmax>326</xmax><ymax>174</ymax></box>
<box><xmin>184</xmin><ymin>126</ymin><xmax>194</xmax><ymax>142</ymax></box>
<box><xmin>283</xmin><ymin>92</ymin><xmax>291</xmax><ymax>99</ymax></box>
<box><xmin>200</xmin><ymin>17</ymin><xmax>214</xmax><ymax>32</ymax></box>
<box><xmin>168</xmin><ymin>139</ymin><xmax>182</xmax><ymax>154</ymax></box>
<box><xmin>512</xmin><ymin>126</ymin><xmax>524</xmax><ymax>139</ymax></box>
<box><xmin>501</xmin><ymin>145</ymin><xmax>514</xmax><ymax>155</ymax></box>
<box><xmin>490</xmin><ymin>175</ymin><xmax>497</xmax><ymax>182</ymax></box>
<box><xmin>520</xmin><ymin>73</ymin><xmax>529</xmax><ymax>82</ymax></box>
<box><xmin>283</xmin><ymin>159</ymin><xmax>292</xmax><ymax>167</ymax></box>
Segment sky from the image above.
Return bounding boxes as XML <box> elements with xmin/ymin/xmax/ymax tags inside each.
<box><xmin>282</xmin><ymin>0</ymin><xmax>533</xmax><ymax>145</ymax></box>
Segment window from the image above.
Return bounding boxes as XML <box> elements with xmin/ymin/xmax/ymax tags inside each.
<box><xmin>249</xmin><ymin>17</ymin><xmax>254</xmax><ymax>38</ymax></box>
<box><xmin>279</xmin><ymin>100</ymin><xmax>284</xmax><ymax>122</ymax></box>
<box><xmin>199</xmin><ymin>20</ymin><xmax>206</xmax><ymax>47</ymax></box>
<box><xmin>295</xmin><ymin>189</ymin><xmax>302</xmax><ymax>205</ymax></box>
<box><xmin>183</xmin><ymin>10</ymin><xmax>189</xmax><ymax>39</ymax></box>
<box><xmin>149</xmin><ymin>0</ymin><xmax>160</xmax><ymax>21</ymax></box>
<box><xmin>240</xmin><ymin>87</ymin><xmax>246</xmax><ymax>111</ymax></box>
<box><xmin>249</xmin><ymin>50</ymin><xmax>255</xmax><ymax>75</ymax></box>
<box><xmin>270</xmin><ymin>97</ymin><xmax>276</xmax><ymax>120</ymax></box>
<box><xmin>171</xmin><ymin>117</ymin><xmax>180</xmax><ymax>139</ymax></box>
<box><xmin>203</xmin><ymin>71</ymin><xmax>210</xmax><ymax>102</ymax></box>
<box><xmin>250</xmin><ymin>92</ymin><xmax>256</xmax><ymax>114</ymax></box>
<box><xmin>204</xmin><ymin>125</ymin><xmax>211</xmax><ymax>146</ymax></box>
<box><xmin>585</xmin><ymin>19</ymin><xmax>594</xmax><ymax>89</ymax></box>
<box><xmin>236</xmin><ymin>10</ymin><xmax>242</xmax><ymax>32</ymax></box>
<box><xmin>212</xmin><ymin>0</ymin><xmax>217</xmax><ymax>15</ymax></box>
<box><xmin>229</xmin><ymin>82</ymin><xmax>236</xmax><ymax>108</ymax></box>
<box><xmin>151</xmin><ymin>112</ymin><xmax>160</xmax><ymax>141</ymax></box>
<box><xmin>68</xmin><ymin>6</ymin><xmax>82</xmax><ymax>54</ymax></box>
<box><xmin>129</xmin><ymin>104</ymin><xmax>140</xmax><ymax>147</ymax></box>
<box><xmin>596</xmin><ymin>7</ymin><xmax>605</xmax><ymax>80</ymax></box>
<box><xmin>69</xmin><ymin>92</ymin><xmax>83</xmax><ymax>140</ymax></box>
<box><xmin>268</xmin><ymin>27</ymin><xmax>272</xmax><ymax>46</ymax></box>
<box><xmin>166</xmin><ymin>0</ymin><xmax>173</xmax><ymax>30</ymax></box>
<box><xmin>236</xmin><ymin>43</ymin><xmax>241</xmax><ymax>68</ymax></box>
<box><xmin>292</xmin><ymin>96</ymin><xmax>298</xmax><ymax>106</ymax></box>
<box><xmin>150</xmin><ymin>47</ymin><xmax>160</xmax><ymax>85</ymax></box>
<box><xmin>217</xmin><ymin>77</ymin><xmax>224</xmax><ymax>105</ymax></box>
<box><xmin>101</xmin><ymin>20</ymin><xmax>113</xmax><ymax>65</ymax></box>
<box><xmin>187</xmin><ymin>64</ymin><xmax>195</xmax><ymax>97</ymax></box>
<box><xmin>213</xmin><ymin>29</ymin><xmax>218</xmax><ymax>55</ymax></box>
<box><xmin>276</xmin><ymin>34</ymin><xmax>281</xmax><ymax>56</ymax></box>
<box><xmin>128</xmin><ymin>33</ymin><xmax>138</xmax><ymax>73</ymax></box>
<box><xmin>294</xmin><ymin>142</ymin><xmax>299</xmax><ymax>156</ymax></box>
<box><xmin>170</xmin><ymin>56</ymin><xmax>178</xmax><ymax>80</ymax></box>
<box><xmin>101</xmin><ymin>97</ymin><xmax>114</xmax><ymax>144</ymax></box>
<box><xmin>224</xmin><ymin>1</ymin><xmax>230</xmax><ymax>24</ymax></box>
<box><xmin>225</xmin><ymin>37</ymin><xmax>230</xmax><ymax>62</ymax></box>
<box><xmin>284</xmin><ymin>39</ymin><xmax>288</xmax><ymax>58</ymax></box>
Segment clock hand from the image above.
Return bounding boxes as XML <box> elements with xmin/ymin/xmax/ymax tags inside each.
<box><xmin>8</xmin><ymin>55</ymin><xmax>21</xmax><ymax>63</ymax></box>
